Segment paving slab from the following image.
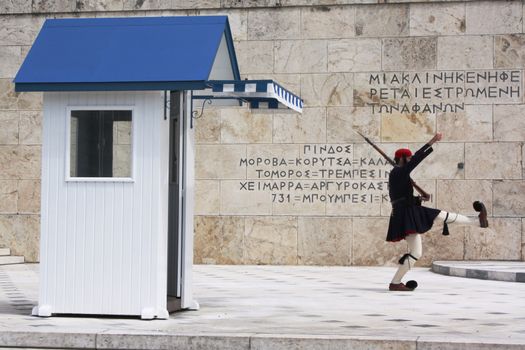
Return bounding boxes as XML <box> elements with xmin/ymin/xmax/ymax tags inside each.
<box><xmin>433</xmin><ymin>261</ymin><xmax>525</xmax><ymax>283</ymax></box>
<box><xmin>0</xmin><ymin>264</ymin><xmax>524</xmax><ymax>349</ymax></box>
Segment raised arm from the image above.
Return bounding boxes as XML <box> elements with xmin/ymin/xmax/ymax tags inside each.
<box><xmin>405</xmin><ymin>133</ymin><xmax>442</xmax><ymax>173</ymax></box>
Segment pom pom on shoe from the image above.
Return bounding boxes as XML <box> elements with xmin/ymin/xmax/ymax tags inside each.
<box><xmin>406</xmin><ymin>280</ymin><xmax>418</xmax><ymax>290</ymax></box>
<box><xmin>473</xmin><ymin>201</ymin><xmax>483</xmax><ymax>212</ymax></box>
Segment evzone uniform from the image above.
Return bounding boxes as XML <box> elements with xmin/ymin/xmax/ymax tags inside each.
<box><xmin>387</xmin><ymin>139</ymin><xmax>489</xmax><ymax>291</ymax></box>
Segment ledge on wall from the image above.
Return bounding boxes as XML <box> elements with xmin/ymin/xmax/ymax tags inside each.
<box><xmin>2</xmin><ymin>0</ymin><xmax>483</xmax><ymax>15</ymax></box>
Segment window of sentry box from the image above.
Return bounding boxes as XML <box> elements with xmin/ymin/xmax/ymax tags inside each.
<box><xmin>68</xmin><ymin>110</ymin><xmax>133</xmax><ymax>180</ymax></box>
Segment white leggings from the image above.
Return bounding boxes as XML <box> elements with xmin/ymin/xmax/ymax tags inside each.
<box><xmin>391</xmin><ymin>210</ymin><xmax>477</xmax><ymax>284</ymax></box>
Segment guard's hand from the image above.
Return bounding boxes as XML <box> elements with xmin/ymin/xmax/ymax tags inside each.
<box><xmin>429</xmin><ymin>132</ymin><xmax>442</xmax><ymax>145</ymax></box>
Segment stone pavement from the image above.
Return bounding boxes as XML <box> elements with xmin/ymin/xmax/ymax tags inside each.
<box><xmin>433</xmin><ymin>261</ymin><xmax>525</xmax><ymax>283</ymax></box>
<box><xmin>0</xmin><ymin>263</ymin><xmax>524</xmax><ymax>349</ymax></box>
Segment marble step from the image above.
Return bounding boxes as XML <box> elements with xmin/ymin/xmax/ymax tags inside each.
<box><xmin>0</xmin><ymin>248</ymin><xmax>11</xmax><ymax>256</ymax></box>
<box><xmin>0</xmin><ymin>256</ymin><xmax>24</xmax><ymax>265</ymax></box>
<box><xmin>432</xmin><ymin>260</ymin><xmax>525</xmax><ymax>283</ymax></box>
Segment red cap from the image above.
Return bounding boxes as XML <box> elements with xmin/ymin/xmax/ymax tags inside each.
<box><xmin>395</xmin><ymin>148</ymin><xmax>412</xmax><ymax>158</ymax></box>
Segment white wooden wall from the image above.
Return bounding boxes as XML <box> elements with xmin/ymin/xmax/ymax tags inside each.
<box><xmin>37</xmin><ymin>91</ymin><xmax>170</xmax><ymax>317</ymax></box>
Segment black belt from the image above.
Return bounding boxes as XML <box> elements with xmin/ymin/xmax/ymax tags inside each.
<box><xmin>390</xmin><ymin>197</ymin><xmax>406</xmax><ymax>205</ymax></box>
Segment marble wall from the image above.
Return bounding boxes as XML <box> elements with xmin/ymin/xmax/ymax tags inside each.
<box><xmin>1</xmin><ymin>0</ymin><xmax>524</xmax><ymax>265</ymax></box>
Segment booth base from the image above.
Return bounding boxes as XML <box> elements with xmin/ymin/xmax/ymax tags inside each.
<box><xmin>0</xmin><ymin>263</ymin><xmax>523</xmax><ymax>350</ymax></box>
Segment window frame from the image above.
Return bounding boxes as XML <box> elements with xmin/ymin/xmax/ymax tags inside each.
<box><xmin>65</xmin><ymin>106</ymin><xmax>136</xmax><ymax>182</ymax></box>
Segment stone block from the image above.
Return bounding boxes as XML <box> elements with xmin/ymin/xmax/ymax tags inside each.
<box><xmin>247</xmin><ymin>8</ymin><xmax>301</xmax><ymax>40</ymax></box>
<box><xmin>250</xmin><ymin>335</ymin><xmax>416</xmax><ymax>350</ymax></box>
<box><xmin>195</xmin><ymin>144</ymin><xmax>246</xmax><ymax>179</ymax></box>
<box><xmin>437</xmin><ymin>105</ymin><xmax>492</xmax><ymax>142</ymax></box>
<box><xmin>195</xmin><ymin>107</ymin><xmax>220</xmax><ymax>143</ymax></box>
<box><xmin>273</xmin><ymin>107</ymin><xmax>326</xmax><ymax>143</ymax></box>
<box><xmin>327</xmin><ymin>39</ymin><xmax>381</xmax><ymax>73</ymax></box>
<box><xmin>352</xmin><ymin>217</ymin><xmax>405</xmax><ymax>266</ymax></box>
<box><xmin>0</xmin><ymin>16</ymin><xmax>45</xmax><ymax>46</ymax></box>
<box><xmin>493</xmin><ymin>180</ymin><xmax>525</xmax><ymax>217</ymax></box>
<box><xmin>195</xmin><ymin>180</ymin><xmax>220</xmax><ymax>215</ymax></box>
<box><xmin>0</xmin><ymin>111</ymin><xmax>19</xmax><ymax>145</ymax></box>
<box><xmin>17</xmin><ymin>179</ymin><xmax>40</xmax><ymax>214</ymax></box>
<box><xmin>0</xmin><ymin>146</ymin><xmax>41</xmax><ymax>180</ymax></box>
<box><xmin>352</xmin><ymin>141</ymin><xmax>404</xmax><ymax>166</ymax></box>
<box><xmin>466</xmin><ymin>0</ymin><xmax>522</xmax><ymax>35</ymax></box>
<box><xmin>465</xmin><ymin>143</ymin><xmax>522</xmax><ymax>179</ymax></box>
<box><xmin>0</xmin><ymin>180</ymin><xmax>17</xmax><ymax>214</ymax></box>
<box><xmin>326</xmin><ymin>106</ymin><xmax>380</xmax><ymax>143</ymax></box>
<box><xmin>410</xmin><ymin>142</ymin><xmax>464</xmax><ymax>180</ymax></box>
<box><xmin>274</xmin><ymin>40</ymin><xmax>327</xmax><ymax>74</ymax></box>
<box><xmin>417</xmin><ymin>225</ymin><xmax>465</xmax><ymax>267</ymax></box>
<box><xmin>32</xmin><ymin>0</ymin><xmax>77</xmax><ymax>12</ymax></box>
<box><xmin>271</xmin><ymin>179</ymin><xmax>326</xmax><ymax>216</ymax></box>
<box><xmin>97</xmin><ymin>333</ymin><xmax>249</xmax><ymax>350</ymax></box>
<box><xmin>198</xmin><ymin>8</ymin><xmax>247</xmax><ymax>41</ymax></box>
<box><xmin>301</xmin><ymin>6</ymin><xmax>355</xmax><ymax>39</ymax></box>
<box><xmin>465</xmin><ymin>217</ymin><xmax>521</xmax><ymax>260</ymax></box>
<box><xmin>245</xmin><ymin>143</ymin><xmax>301</xmax><ymax>179</ymax></box>
<box><xmin>409</xmin><ymin>2</ymin><xmax>466</xmax><ymax>36</ymax></box>
<box><xmin>463</xmin><ymin>70</ymin><xmax>521</xmax><ymax>105</ymax></box>
<box><xmin>173</xmin><ymin>0</ymin><xmax>221</xmax><ymax>9</ymax></box>
<box><xmin>297</xmin><ymin>216</ymin><xmax>352</xmax><ymax>266</ymax></box>
<box><xmin>236</xmin><ymin>40</ymin><xmax>273</xmax><ymax>74</ymax></box>
<box><xmin>122</xmin><ymin>0</ymin><xmax>169</xmax><ymax>11</ymax></box>
<box><xmin>300</xmin><ymin>73</ymin><xmax>353</xmax><ymax>107</ymax></box>
<box><xmin>221</xmin><ymin>107</ymin><xmax>272</xmax><ymax>143</ymax></box>
<box><xmin>0</xmin><ymin>79</ymin><xmax>19</xmax><ymax>110</ymax></box>
<box><xmin>0</xmin><ymin>46</ymin><xmax>22</xmax><ymax>79</ymax></box>
<box><xmin>355</xmin><ymin>4</ymin><xmax>409</xmax><ymax>37</ymax></box>
<box><xmin>495</xmin><ymin>34</ymin><xmax>525</xmax><ymax>68</ymax></box>
<box><xmin>0</xmin><ymin>0</ymin><xmax>32</xmax><ymax>13</ymax></box>
<box><xmin>244</xmin><ymin>216</ymin><xmax>298</xmax><ymax>265</ymax></box>
<box><xmin>382</xmin><ymin>37</ymin><xmax>437</xmax><ymax>71</ymax></box>
<box><xmin>381</xmin><ymin>112</ymin><xmax>436</xmax><ymax>142</ymax></box>
<box><xmin>437</xmin><ymin>36</ymin><xmax>493</xmax><ymax>70</ymax></box>
<box><xmin>326</xmin><ymin>181</ymin><xmax>383</xmax><ymax>216</ymax></box>
<box><xmin>112</xmin><ymin>144</ymin><xmax>131</xmax><ymax>177</ymax></box>
<box><xmin>0</xmin><ymin>79</ymin><xmax>43</xmax><ymax>110</ymax></box>
<box><xmin>494</xmin><ymin>104</ymin><xmax>525</xmax><ymax>141</ymax></box>
<box><xmin>220</xmin><ymin>180</ymin><xmax>272</xmax><ymax>215</ymax></box>
<box><xmin>115</xmin><ymin>119</ymin><xmax>131</xmax><ymax>145</ymax></box>
<box><xmin>17</xmin><ymin>90</ymin><xmax>42</xmax><ymax>110</ymax></box>
<box><xmin>418</xmin><ymin>338</ymin><xmax>525</xmax><ymax>350</ymax></box>
<box><xmin>194</xmin><ymin>216</ymin><xmax>244</xmax><ymax>264</ymax></box>
<box><xmin>76</xmin><ymin>0</ymin><xmax>123</xmax><ymax>11</ymax></box>
<box><xmin>436</xmin><ymin>180</ymin><xmax>492</xmax><ymax>216</ymax></box>
<box><xmin>0</xmin><ymin>214</ymin><xmax>39</xmax><ymax>262</ymax></box>
<box><xmin>19</xmin><ymin>110</ymin><xmax>42</xmax><ymax>145</ymax></box>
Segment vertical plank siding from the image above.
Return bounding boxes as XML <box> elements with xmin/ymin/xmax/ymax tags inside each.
<box><xmin>40</xmin><ymin>91</ymin><xmax>169</xmax><ymax>316</ymax></box>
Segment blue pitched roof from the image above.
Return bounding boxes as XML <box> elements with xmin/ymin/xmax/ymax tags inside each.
<box><xmin>14</xmin><ymin>16</ymin><xmax>240</xmax><ymax>92</ymax></box>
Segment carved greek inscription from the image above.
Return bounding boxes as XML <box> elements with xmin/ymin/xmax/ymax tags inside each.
<box><xmin>239</xmin><ymin>144</ymin><xmax>392</xmax><ymax>205</ymax></box>
<box><xmin>360</xmin><ymin>70</ymin><xmax>521</xmax><ymax>114</ymax></box>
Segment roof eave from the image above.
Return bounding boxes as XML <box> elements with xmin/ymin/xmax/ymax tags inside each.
<box><xmin>14</xmin><ymin>81</ymin><xmax>209</xmax><ymax>92</ymax></box>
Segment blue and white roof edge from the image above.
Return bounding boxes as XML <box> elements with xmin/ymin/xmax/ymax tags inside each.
<box><xmin>206</xmin><ymin>80</ymin><xmax>303</xmax><ymax>113</ymax></box>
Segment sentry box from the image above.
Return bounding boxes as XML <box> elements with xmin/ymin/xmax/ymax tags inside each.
<box><xmin>14</xmin><ymin>16</ymin><xmax>302</xmax><ymax>319</ymax></box>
